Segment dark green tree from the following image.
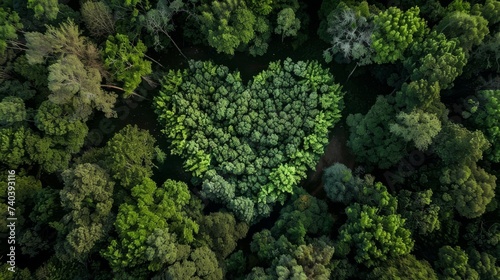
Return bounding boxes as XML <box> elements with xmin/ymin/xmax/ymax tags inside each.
<box><xmin>0</xmin><ymin>126</ymin><xmax>30</xmax><ymax>168</ymax></box>
<box><xmin>464</xmin><ymin>90</ymin><xmax>500</xmax><ymax>162</ymax></box>
<box><xmin>435</xmin><ymin>245</ymin><xmax>479</xmax><ymax>280</ymax></box>
<box><xmin>0</xmin><ymin>96</ymin><xmax>26</xmax><ymax>126</ymax></box>
<box><xmin>368</xmin><ymin>254</ymin><xmax>438</xmax><ymax>280</ymax></box>
<box><xmin>322</xmin><ymin>163</ymin><xmax>363</xmax><ymax>204</ymax></box>
<box><xmin>198</xmin><ymin>212</ymin><xmax>249</xmax><ymax>260</ymax></box>
<box><xmin>103</xmin><ymin>124</ymin><xmax>157</xmax><ymax>188</ymax></box>
<box><xmin>439</xmin><ymin>163</ymin><xmax>496</xmax><ymax>219</ymax></box>
<box><xmin>156</xmin><ymin>246</ymin><xmax>223</xmax><ymax>280</ymax></box>
<box><xmin>436</xmin><ymin>11</ymin><xmax>489</xmax><ymax>51</ymax></box>
<box><xmin>346</xmin><ymin>95</ymin><xmax>406</xmax><ymax>169</ymax></box>
<box><xmin>395</xmin><ymin>80</ymin><xmax>442</xmax><ymax>112</ymax></box>
<box><xmin>397</xmin><ymin>189</ymin><xmax>441</xmax><ymax>235</ymax></box>
<box><xmin>432</xmin><ymin>121</ymin><xmax>490</xmax><ymax>166</ymax></box>
<box><xmin>0</xmin><ymin>8</ymin><xmax>22</xmax><ymax>56</ymax></box>
<box><xmin>467</xmin><ymin>248</ymin><xmax>500</xmax><ymax>279</ymax></box>
<box><xmin>197</xmin><ymin>0</ymin><xmax>257</xmax><ymax>55</ymax></box>
<box><xmin>55</xmin><ymin>163</ymin><xmax>114</xmax><ymax>261</ymax></box>
<box><xmin>404</xmin><ymin>31</ymin><xmax>467</xmax><ymax>89</ymax></box>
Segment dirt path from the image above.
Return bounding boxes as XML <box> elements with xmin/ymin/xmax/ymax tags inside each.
<box><xmin>303</xmin><ymin>125</ymin><xmax>356</xmax><ymax>196</ymax></box>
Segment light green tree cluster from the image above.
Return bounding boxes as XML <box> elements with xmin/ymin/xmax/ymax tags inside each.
<box><xmin>155</xmin><ymin>58</ymin><xmax>344</xmax><ymax>222</ymax></box>
<box><xmin>371</xmin><ymin>6</ymin><xmax>427</xmax><ymax>64</ymax></box>
<box><xmin>102</xmin><ymin>178</ymin><xmax>199</xmax><ymax>274</ymax></box>
<box><xmin>27</xmin><ymin>0</ymin><xmax>59</xmax><ymax>20</ymax></box>
<box><xmin>104</xmin><ymin>34</ymin><xmax>152</xmax><ymax>96</ymax></box>
<box><xmin>337</xmin><ymin>181</ymin><xmax>414</xmax><ymax>267</ymax></box>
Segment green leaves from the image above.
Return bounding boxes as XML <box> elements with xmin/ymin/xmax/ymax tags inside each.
<box><xmin>275</xmin><ymin>8</ymin><xmax>300</xmax><ymax>42</ymax></box>
<box><xmin>465</xmin><ymin>90</ymin><xmax>500</xmax><ymax>162</ymax></box>
<box><xmin>57</xmin><ymin>163</ymin><xmax>114</xmax><ymax>261</ymax></box>
<box><xmin>104</xmin><ymin>34</ymin><xmax>152</xmax><ymax>96</ymax></box>
<box><xmin>432</xmin><ymin>121</ymin><xmax>490</xmax><ymax>166</ymax></box>
<box><xmin>368</xmin><ymin>254</ymin><xmax>438</xmax><ymax>280</ymax></box>
<box><xmin>48</xmin><ymin>55</ymin><xmax>117</xmax><ymax>120</ymax></box>
<box><xmin>439</xmin><ymin>164</ymin><xmax>496</xmax><ymax>219</ymax></box>
<box><xmin>27</xmin><ymin>0</ymin><xmax>59</xmax><ymax>20</ymax></box>
<box><xmin>0</xmin><ymin>8</ymin><xmax>22</xmax><ymax>56</ymax></box>
<box><xmin>437</xmin><ymin>11</ymin><xmax>489</xmax><ymax>51</ymax></box>
<box><xmin>155</xmin><ymin>59</ymin><xmax>344</xmax><ymax>222</ymax></box>
<box><xmin>103</xmin><ymin>178</ymin><xmax>199</xmax><ymax>272</ymax></box>
<box><xmin>435</xmin><ymin>246</ymin><xmax>479</xmax><ymax>280</ymax></box>
<box><xmin>389</xmin><ymin>109</ymin><xmax>442</xmax><ymax>151</ymax></box>
<box><xmin>322</xmin><ymin>163</ymin><xmax>363</xmax><ymax>204</ymax></box>
<box><xmin>103</xmin><ymin>125</ymin><xmax>156</xmax><ymax>188</ymax></box>
<box><xmin>347</xmin><ymin>95</ymin><xmax>406</xmax><ymax>169</ymax></box>
<box><xmin>339</xmin><ymin>203</ymin><xmax>414</xmax><ymax>267</ymax></box>
<box><xmin>372</xmin><ymin>7</ymin><xmax>427</xmax><ymax>63</ymax></box>
<box><xmin>0</xmin><ymin>97</ymin><xmax>26</xmax><ymax>126</ymax></box>
<box><xmin>405</xmin><ymin>31</ymin><xmax>466</xmax><ymax>89</ymax></box>
<box><xmin>199</xmin><ymin>0</ymin><xmax>257</xmax><ymax>55</ymax></box>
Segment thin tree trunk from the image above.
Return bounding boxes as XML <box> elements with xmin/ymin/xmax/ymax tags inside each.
<box><xmin>101</xmin><ymin>84</ymin><xmax>151</xmax><ymax>100</ymax></box>
<box><xmin>144</xmin><ymin>54</ymin><xmax>165</xmax><ymax>68</ymax></box>
<box><xmin>162</xmin><ymin>30</ymin><xmax>188</xmax><ymax>60</ymax></box>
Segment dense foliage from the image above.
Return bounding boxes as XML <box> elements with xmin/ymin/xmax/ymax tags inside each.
<box><xmin>1</xmin><ymin>0</ymin><xmax>499</xmax><ymax>279</ymax></box>
<box><xmin>155</xmin><ymin>58</ymin><xmax>344</xmax><ymax>222</ymax></box>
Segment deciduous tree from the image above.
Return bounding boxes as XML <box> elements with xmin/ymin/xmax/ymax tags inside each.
<box><xmin>103</xmin><ymin>34</ymin><xmax>152</xmax><ymax>96</ymax></box>
<box><xmin>27</xmin><ymin>0</ymin><xmax>59</xmax><ymax>20</ymax></box>
<box><xmin>0</xmin><ymin>8</ymin><xmax>22</xmax><ymax>56</ymax></box>
<box><xmin>55</xmin><ymin>163</ymin><xmax>114</xmax><ymax>261</ymax></box>
<box><xmin>389</xmin><ymin>109</ymin><xmax>442</xmax><ymax>151</ymax></box>
<box><xmin>436</xmin><ymin>11</ymin><xmax>489</xmax><ymax>51</ymax></box>
<box><xmin>322</xmin><ymin>163</ymin><xmax>363</xmax><ymax>204</ymax></box>
<box><xmin>81</xmin><ymin>1</ymin><xmax>115</xmax><ymax>38</ymax></box>
<box><xmin>347</xmin><ymin>95</ymin><xmax>406</xmax><ymax>169</ymax></box>
<box><xmin>371</xmin><ymin>6</ymin><xmax>427</xmax><ymax>64</ymax></box>
<box><xmin>275</xmin><ymin>8</ymin><xmax>300</xmax><ymax>42</ymax></box>
<box><xmin>435</xmin><ymin>246</ymin><xmax>479</xmax><ymax>280</ymax></box>
<box><xmin>103</xmin><ymin>124</ymin><xmax>156</xmax><ymax>188</ymax></box>
<box><xmin>102</xmin><ymin>178</ymin><xmax>198</xmax><ymax>272</ymax></box>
